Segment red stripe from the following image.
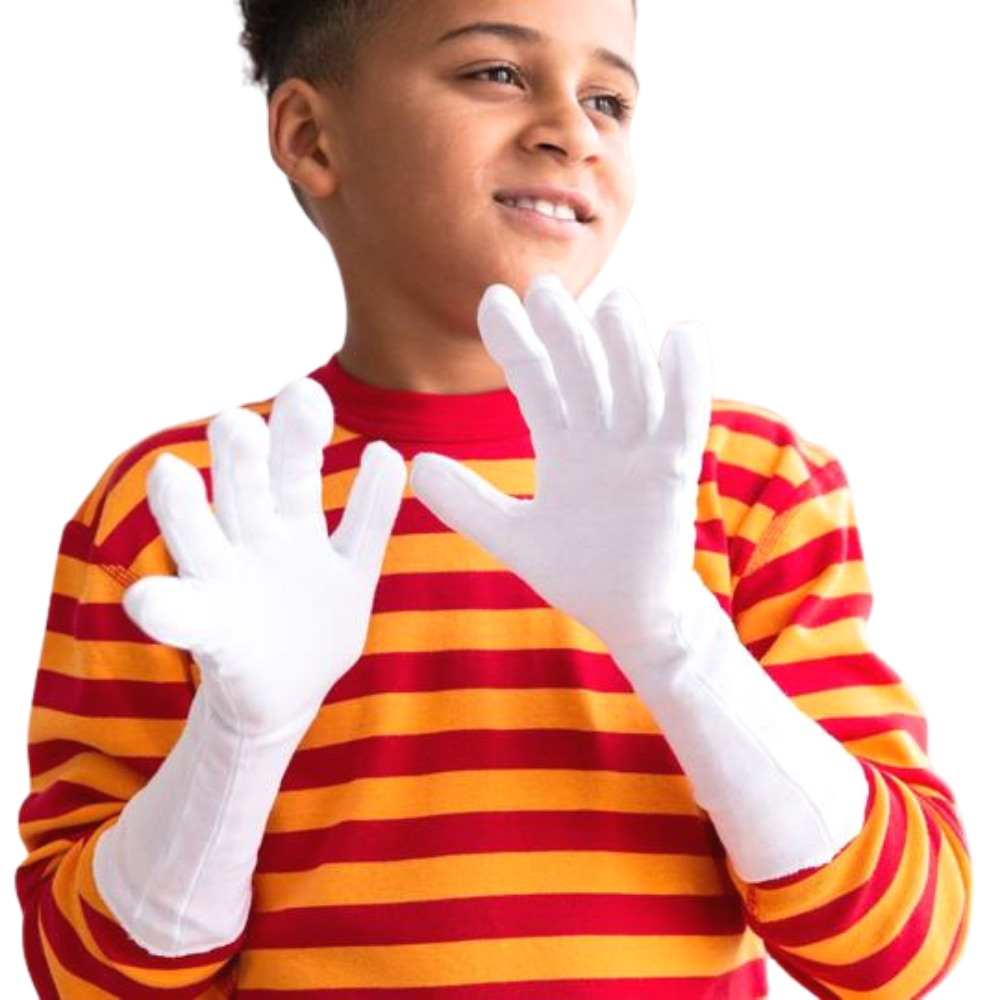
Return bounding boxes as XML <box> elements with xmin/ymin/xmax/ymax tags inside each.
<box><xmin>96</xmin><ymin>493</ymin><xmax>164</xmax><ymax>569</ymax></box>
<box><xmin>256</xmin><ymin>811</ymin><xmax>723</xmax><ymax>872</ymax></box>
<box><xmin>711</xmin><ymin>407</ymin><xmax>802</xmax><ymax>449</ymax></box>
<box><xmin>58</xmin><ymin>519</ymin><xmax>96</xmax><ymax>562</ymax></box>
<box><xmin>235</xmin><ymin>959</ymin><xmax>768</xmax><ymax>999</ymax></box>
<box><xmin>32</xmin><ymin>669</ymin><xmax>193</xmax><ymax>719</ymax></box>
<box><xmin>18</xmin><ymin>781</ymin><xmax>122</xmax><ymax>825</ymax></box>
<box><xmin>27</xmin><ymin>739</ymin><xmax>164</xmax><ymax>783</ymax></box>
<box><xmin>824</xmin><ymin>713</ymin><xmax>929</xmax><ymax>751</ymax></box>
<box><xmin>373</xmin><ymin>571</ymin><xmax>548</xmax><ymax>612</ymax></box>
<box><xmin>715</xmin><ymin>460</ymin><xmax>793</xmax><ymax>510</ymax></box>
<box><xmin>762</xmin><ymin>654</ymin><xmax>903</xmax><ymax>696</ymax></box>
<box><xmin>781</xmin><ymin>811</ymin><xmax>942</xmax><ymax>991</ymax></box>
<box><xmin>104</xmin><ymin>424</ymin><xmax>210</xmax><ymax>496</ymax></box>
<box><xmin>789</xmin><ymin>593</ymin><xmax>872</xmax><ymax>629</ymax></box>
<box><xmin>45</xmin><ymin>593</ymin><xmax>78</xmax><ymax>635</ymax></box>
<box><xmin>330</xmin><ymin>649</ymin><xmax>636</xmax><ymax>699</ymax></box>
<box><xmin>15</xmin><ymin>866</ymin><xmax>61</xmax><ymax>1000</ymax></box>
<box><xmin>733</xmin><ymin>527</ymin><xmax>863</xmax><ymax>617</ymax></box>
<box><xmin>282</xmin><ymin>729</ymin><xmax>684</xmax><ymax>790</ymax></box>
<box><xmin>247</xmin><ymin>892</ymin><xmax>749</xmax><ymax>948</ymax></box>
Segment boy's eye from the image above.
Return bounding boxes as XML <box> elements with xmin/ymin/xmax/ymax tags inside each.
<box><xmin>464</xmin><ymin>64</ymin><xmax>633</xmax><ymax>123</ymax></box>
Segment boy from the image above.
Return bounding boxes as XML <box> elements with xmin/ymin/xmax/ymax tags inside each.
<box><xmin>16</xmin><ymin>0</ymin><xmax>970</xmax><ymax>996</ymax></box>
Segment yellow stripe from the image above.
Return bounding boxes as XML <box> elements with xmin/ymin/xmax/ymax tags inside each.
<box><xmin>253</xmin><ymin>852</ymin><xmax>731</xmax><ymax>909</ymax></box>
<box><xmin>792</xmin><ymin>683</ymin><xmax>923</xmax><ymax>721</ymax></box>
<box><xmin>706</xmin><ymin>425</ymin><xmax>786</xmax><ymax>478</ymax></box>
<box><xmin>29</xmin><ymin>750</ymin><xmax>147</xmax><ymax>799</ymax></box>
<box><xmin>365</xmin><ymin>608</ymin><xmax>608</xmax><ymax>654</ymax></box>
<box><xmin>337</xmin><ymin>458</ymin><xmax>537</xmax><ymax>509</ymax></box>
<box><xmin>763</xmin><ymin>487</ymin><xmax>856</xmax><ymax>562</ymax></box>
<box><xmin>725</xmin><ymin>496</ymin><xmax>769</xmax><ymax>541</ymax></box>
<box><xmin>718</xmin><ymin>494</ymin><xmax>756</xmax><ymax>539</ymax></box>
<box><xmin>19</xmin><ymin>802</ymin><xmax>122</xmax><ymax>842</ymax></box>
<box><xmin>52</xmin><ymin>552</ymin><xmax>90</xmax><ymax>602</ymax></box>
<box><xmin>29</xmin><ymin>686</ymin><xmax>664</xmax><ymax>763</ymax></box>
<box><xmin>299</xmin><ymin>688</ymin><xmax>664</xmax><ymax>750</ymax></box>
<box><xmin>95</xmin><ymin>439</ymin><xmax>213</xmax><ymax>547</ymax></box>
<box><xmin>761</xmin><ymin>617</ymin><xmax>872</xmax><ymax>665</ymax></box>
<box><xmin>734</xmin><ymin>562</ymin><xmax>872</xmax><ymax>643</ymax></box>
<box><xmin>266</xmin><ymin>771</ymin><xmax>699</xmax><ymax>833</ymax></box>
<box><xmin>783</xmin><ymin>785</ymin><xmax>928</xmax><ymax>961</ymax></box>
<box><xmin>40</xmin><ymin>633</ymin><xmax>193</xmax><ymax>682</ymax></box>
<box><xmin>843</xmin><ymin>731</ymin><xmax>929</xmax><ymax>769</ymax></box>
<box><xmin>28</xmin><ymin>707</ymin><xmax>185</xmax><ymax>757</ymax></box>
<box><xmin>381</xmin><ymin>533</ymin><xmax>510</xmax><ymax>574</ymax></box>
<box><xmin>239</xmin><ymin>931</ymin><xmax>763</xmax><ymax>989</ymax></box>
<box><xmin>823</xmin><ymin>836</ymin><xmax>968</xmax><ymax>999</ymax></box>
<box><xmin>39</xmin><ymin>919</ymin><xmax>118</xmax><ymax>999</ymax></box>
<box><xmin>693</xmin><ymin>549</ymin><xmax>732</xmax><ymax>598</ymax></box>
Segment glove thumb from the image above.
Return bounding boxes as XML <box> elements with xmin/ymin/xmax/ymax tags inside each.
<box><xmin>410</xmin><ymin>452</ymin><xmax>520</xmax><ymax>562</ymax></box>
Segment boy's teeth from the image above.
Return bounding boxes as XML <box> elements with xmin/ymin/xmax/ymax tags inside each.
<box><xmin>502</xmin><ymin>196</ymin><xmax>579</xmax><ymax>221</ymax></box>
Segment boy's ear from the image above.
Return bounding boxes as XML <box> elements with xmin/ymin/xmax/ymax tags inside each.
<box><xmin>267</xmin><ymin>78</ymin><xmax>344</xmax><ymax>204</ymax></box>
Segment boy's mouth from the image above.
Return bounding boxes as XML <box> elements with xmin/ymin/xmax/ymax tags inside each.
<box><xmin>493</xmin><ymin>187</ymin><xmax>596</xmax><ymax>225</ymax></box>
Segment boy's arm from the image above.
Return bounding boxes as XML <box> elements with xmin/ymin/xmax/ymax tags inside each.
<box><xmin>409</xmin><ymin>274</ymin><xmax>971</xmax><ymax>996</ymax></box>
<box><xmin>17</xmin><ymin>379</ymin><xmax>406</xmax><ymax>988</ymax></box>
<box><xmin>17</xmin><ymin>468</ymin><xmax>243</xmax><ymax>992</ymax></box>
<box><xmin>718</xmin><ymin>449</ymin><xmax>971</xmax><ymax>996</ymax></box>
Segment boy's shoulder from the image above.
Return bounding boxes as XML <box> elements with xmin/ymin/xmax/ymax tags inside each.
<box><xmin>709</xmin><ymin>396</ymin><xmax>840</xmax><ymax>477</ymax></box>
<box><xmin>706</xmin><ymin>397</ymin><xmax>852</xmax><ymax>535</ymax></box>
<box><xmin>73</xmin><ymin>394</ymin><xmax>279</xmax><ymax>578</ymax></box>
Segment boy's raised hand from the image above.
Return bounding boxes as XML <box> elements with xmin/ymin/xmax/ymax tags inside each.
<box><xmin>409</xmin><ymin>273</ymin><xmax>721</xmax><ymax>676</ymax></box>
<box><xmin>123</xmin><ymin>378</ymin><xmax>407</xmax><ymax>740</ymax></box>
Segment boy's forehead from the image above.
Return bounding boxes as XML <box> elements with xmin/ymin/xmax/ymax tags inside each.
<box><xmin>386</xmin><ymin>0</ymin><xmax>636</xmax><ymax>58</ymax></box>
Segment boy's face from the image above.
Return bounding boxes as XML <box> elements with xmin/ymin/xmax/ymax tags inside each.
<box><xmin>308</xmin><ymin>0</ymin><xmax>638</xmax><ymax>324</ymax></box>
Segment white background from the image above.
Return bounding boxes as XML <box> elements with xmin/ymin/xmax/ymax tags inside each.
<box><xmin>2</xmin><ymin>1</ymin><xmax>996</xmax><ymax>995</ymax></box>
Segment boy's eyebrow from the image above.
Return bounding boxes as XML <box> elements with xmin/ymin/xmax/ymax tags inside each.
<box><xmin>434</xmin><ymin>21</ymin><xmax>640</xmax><ymax>93</ymax></box>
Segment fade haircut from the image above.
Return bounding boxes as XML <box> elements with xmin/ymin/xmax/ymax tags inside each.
<box><xmin>237</xmin><ymin>1</ymin><xmax>637</xmax><ymax>228</ymax></box>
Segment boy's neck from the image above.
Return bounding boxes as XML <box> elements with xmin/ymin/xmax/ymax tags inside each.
<box><xmin>337</xmin><ymin>322</ymin><xmax>509</xmax><ymax>396</ymax></box>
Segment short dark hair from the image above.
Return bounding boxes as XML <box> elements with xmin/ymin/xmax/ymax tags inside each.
<box><xmin>237</xmin><ymin>0</ymin><xmax>637</xmax><ymax>226</ymax></box>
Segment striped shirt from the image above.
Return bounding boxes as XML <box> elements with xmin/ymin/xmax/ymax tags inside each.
<box><xmin>17</xmin><ymin>354</ymin><xmax>971</xmax><ymax>997</ymax></box>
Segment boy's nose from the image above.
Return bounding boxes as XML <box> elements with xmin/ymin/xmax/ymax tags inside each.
<box><xmin>520</xmin><ymin>97</ymin><xmax>603</xmax><ymax>164</ymax></box>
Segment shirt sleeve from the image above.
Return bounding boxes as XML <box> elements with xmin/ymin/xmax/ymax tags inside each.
<box><xmin>725</xmin><ymin>435</ymin><xmax>972</xmax><ymax>998</ymax></box>
<box><xmin>15</xmin><ymin>442</ymin><xmax>243</xmax><ymax>996</ymax></box>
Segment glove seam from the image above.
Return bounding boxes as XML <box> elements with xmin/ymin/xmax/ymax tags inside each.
<box><xmin>130</xmin><ymin>697</ymin><xmax>208</xmax><ymax>931</ymax></box>
<box><xmin>684</xmin><ymin>659</ymin><xmax>842</xmax><ymax>854</ymax></box>
<box><xmin>167</xmin><ymin>723</ymin><xmax>248</xmax><ymax>954</ymax></box>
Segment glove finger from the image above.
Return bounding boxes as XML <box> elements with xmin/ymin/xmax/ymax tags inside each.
<box><xmin>477</xmin><ymin>284</ymin><xmax>566</xmax><ymax>436</ymax></box>
<box><xmin>330</xmin><ymin>441</ymin><xmax>406</xmax><ymax>581</ymax></box>
<box><xmin>409</xmin><ymin>451</ymin><xmax>521</xmax><ymax>565</ymax></box>
<box><xmin>592</xmin><ymin>286</ymin><xmax>663</xmax><ymax>439</ymax></box>
<box><xmin>524</xmin><ymin>273</ymin><xmax>612</xmax><ymax>433</ymax></box>
<box><xmin>268</xmin><ymin>377</ymin><xmax>334</xmax><ymax>528</ymax></box>
<box><xmin>123</xmin><ymin>576</ymin><xmax>217</xmax><ymax>652</ymax></box>
<box><xmin>657</xmin><ymin>322</ymin><xmax>714</xmax><ymax>489</ymax></box>
<box><xmin>147</xmin><ymin>452</ymin><xmax>230</xmax><ymax>580</ymax></box>
<box><xmin>207</xmin><ymin>407</ymin><xmax>276</xmax><ymax>547</ymax></box>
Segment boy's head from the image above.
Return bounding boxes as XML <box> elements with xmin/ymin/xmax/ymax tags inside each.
<box><xmin>238</xmin><ymin>0</ymin><xmax>639</xmax><ymax>378</ymax></box>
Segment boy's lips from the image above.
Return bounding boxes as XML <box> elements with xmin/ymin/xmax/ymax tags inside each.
<box><xmin>494</xmin><ymin>197</ymin><xmax>594</xmax><ymax>240</ymax></box>
<box><xmin>492</xmin><ymin>185</ymin><xmax>597</xmax><ymax>223</ymax></box>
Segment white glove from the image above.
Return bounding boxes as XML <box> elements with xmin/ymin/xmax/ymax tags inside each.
<box><xmin>94</xmin><ymin>377</ymin><xmax>406</xmax><ymax>955</ymax></box>
<box><xmin>409</xmin><ymin>273</ymin><xmax>868</xmax><ymax>882</ymax></box>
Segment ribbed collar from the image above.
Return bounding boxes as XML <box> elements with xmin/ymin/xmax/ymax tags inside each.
<box><xmin>308</xmin><ymin>353</ymin><xmax>530</xmax><ymax>444</ymax></box>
